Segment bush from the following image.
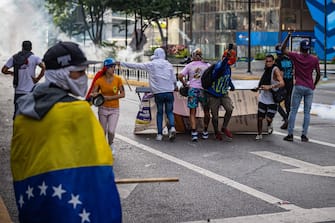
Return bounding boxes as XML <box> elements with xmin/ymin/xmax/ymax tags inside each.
<box><xmin>255</xmin><ymin>52</ymin><xmax>266</xmax><ymax>60</ymax></box>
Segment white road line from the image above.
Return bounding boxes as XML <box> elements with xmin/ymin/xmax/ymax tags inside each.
<box><xmin>274</xmin><ymin>131</ymin><xmax>335</xmax><ymax>148</ymax></box>
<box><xmin>116</xmin><ymin>134</ymin><xmax>302</xmax><ymax>211</ymax></box>
<box><xmin>251</xmin><ymin>151</ymin><xmax>335</xmax><ymax>177</ymax></box>
<box><xmin>183</xmin><ymin>207</ymin><xmax>335</xmax><ymax>223</ymax></box>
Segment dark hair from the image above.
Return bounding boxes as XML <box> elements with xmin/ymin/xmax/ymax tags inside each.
<box><xmin>22</xmin><ymin>40</ymin><xmax>32</xmax><ymax>51</ymax></box>
<box><xmin>266</xmin><ymin>54</ymin><xmax>274</xmax><ymax>61</ymax></box>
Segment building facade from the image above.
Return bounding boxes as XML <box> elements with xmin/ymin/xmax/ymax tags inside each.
<box><xmin>190</xmin><ymin>0</ymin><xmax>315</xmax><ymax>59</ymax></box>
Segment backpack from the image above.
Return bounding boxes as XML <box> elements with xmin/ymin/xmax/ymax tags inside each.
<box><xmin>201</xmin><ymin>64</ymin><xmax>215</xmax><ymax>89</ymax></box>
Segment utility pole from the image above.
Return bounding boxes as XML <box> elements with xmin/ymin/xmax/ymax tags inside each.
<box><xmin>247</xmin><ymin>0</ymin><xmax>251</xmax><ymax>74</ymax></box>
<box><xmin>323</xmin><ymin>0</ymin><xmax>328</xmax><ymax>81</ymax></box>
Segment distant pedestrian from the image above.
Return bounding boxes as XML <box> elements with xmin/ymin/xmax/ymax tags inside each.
<box><xmin>178</xmin><ymin>48</ymin><xmax>211</xmax><ymax>141</ymax></box>
<box><xmin>117</xmin><ymin>48</ymin><xmax>177</xmax><ymax>141</ymax></box>
<box><xmin>255</xmin><ymin>54</ymin><xmax>284</xmax><ymax>140</ymax></box>
<box><xmin>275</xmin><ymin>43</ymin><xmax>294</xmax><ymax>129</ymax></box>
<box><xmin>281</xmin><ymin>33</ymin><xmax>321</xmax><ymax>142</ymax></box>
<box><xmin>206</xmin><ymin>47</ymin><xmax>236</xmax><ymax>141</ymax></box>
<box><xmin>1</xmin><ymin>40</ymin><xmax>45</xmax><ymax>117</ymax></box>
<box><xmin>90</xmin><ymin>58</ymin><xmax>125</xmax><ymax>155</ymax></box>
<box><xmin>11</xmin><ymin>41</ymin><xmax>122</xmax><ymax>223</ymax></box>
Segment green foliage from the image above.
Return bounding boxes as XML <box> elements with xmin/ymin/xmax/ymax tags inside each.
<box><xmin>255</xmin><ymin>52</ymin><xmax>266</xmax><ymax>60</ymax></box>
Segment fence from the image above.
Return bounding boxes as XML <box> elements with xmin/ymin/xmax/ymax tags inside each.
<box><xmin>87</xmin><ymin>63</ymin><xmax>186</xmax><ymax>82</ymax></box>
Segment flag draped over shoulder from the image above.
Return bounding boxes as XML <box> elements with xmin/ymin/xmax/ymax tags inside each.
<box><xmin>11</xmin><ymin>101</ymin><xmax>122</xmax><ymax>223</ymax></box>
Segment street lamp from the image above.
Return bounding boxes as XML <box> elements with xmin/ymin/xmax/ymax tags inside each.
<box><xmin>323</xmin><ymin>0</ymin><xmax>328</xmax><ymax>81</ymax></box>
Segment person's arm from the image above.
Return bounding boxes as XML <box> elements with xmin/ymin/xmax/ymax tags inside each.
<box><xmin>1</xmin><ymin>65</ymin><xmax>14</xmax><ymax>76</ymax></box>
<box><xmin>280</xmin><ymin>32</ymin><xmax>291</xmax><ymax>55</ymax></box>
<box><xmin>314</xmin><ymin>61</ymin><xmax>321</xmax><ymax>87</ymax></box>
<box><xmin>32</xmin><ymin>62</ymin><xmax>46</xmax><ymax>83</ymax></box>
<box><xmin>272</xmin><ymin>67</ymin><xmax>285</xmax><ymax>89</ymax></box>
<box><xmin>119</xmin><ymin>61</ymin><xmax>148</xmax><ymax>71</ymax></box>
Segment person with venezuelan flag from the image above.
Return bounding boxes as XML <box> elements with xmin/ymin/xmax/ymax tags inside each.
<box><xmin>10</xmin><ymin>41</ymin><xmax>122</xmax><ymax>223</ymax></box>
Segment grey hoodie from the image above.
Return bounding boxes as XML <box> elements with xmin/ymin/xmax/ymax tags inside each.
<box><xmin>121</xmin><ymin>48</ymin><xmax>176</xmax><ymax>94</ymax></box>
<box><xmin>16</xmin><ymin>82</ymin><xmax>77</xmax><ymax>120</ymax></box>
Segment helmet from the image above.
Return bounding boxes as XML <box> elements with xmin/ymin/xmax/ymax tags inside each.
<box><xmin>103</xmin><ymin>58</ymin><xmax>116</xmax><ymax>68</ymax></box>
<box><xmin>223</xmin><ymin>49</ymin><xmax>237</xmax><ymax>65</ymax></box>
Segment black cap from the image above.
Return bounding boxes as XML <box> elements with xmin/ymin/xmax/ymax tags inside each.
<box><xmin>22</xmin><ymin>40</ymin><xmax>32</xmax><ymax>51</ymax></box>
<box><xmin>300</xmin><ymin>40</ymin><xmax>311</xmax><ymax>50</ymax></box>
<box><xmin>43</xmin><ymin>41</ymin><xmax>96</xmax><ymax>70</ymax></box>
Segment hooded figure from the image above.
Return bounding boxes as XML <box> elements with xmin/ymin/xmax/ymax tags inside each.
<box><xmin>118</xmin><ymin>47</ymin><xmax>177</xmax><ymax>141</ymax></box>
<box><xmin>11</xmin><ymin>42</ymin><xmax>122</xmax><ymax>223</ymax></box>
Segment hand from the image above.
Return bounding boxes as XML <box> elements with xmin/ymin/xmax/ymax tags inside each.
<box><xmin>251</xmin><ymin>87</ymin><xmax>259</xmax><ymax>92</ymax></box>
<box><xmin>32</xmin><ymin>77</ymin><xmax>39</xmax><ymax>84</ymax></box>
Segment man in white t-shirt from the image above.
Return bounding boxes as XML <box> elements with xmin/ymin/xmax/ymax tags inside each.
<box><xmin>1</xmin><ymin>40</ymin><xmax>45</xmax><ymax>117</ymax></box>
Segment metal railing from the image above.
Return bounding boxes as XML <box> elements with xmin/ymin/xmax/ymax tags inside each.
<box><xmin>87</xmin><ymin>63</ymin><xmax>186</xmax><ymax>82</ymax></box>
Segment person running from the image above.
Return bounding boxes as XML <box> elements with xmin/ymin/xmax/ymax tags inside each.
<box><xmin>281</xmin><ymin>33</ymin><xmax>321</xmax><ymax>142</ymax></box>
<box><xmin>1</xmin><ymin>40</ymin><xmax>45</xmax><ymax>117</ymax></box>
<box><xmin>11</xmin><ymin>41</ymin><xmax>122</xmax><ymax>223</ymax></box>
<box><xmin>91</xmin><ymin>58</ymin><xmax>125</xmax><ymax>155</ymax></box>
<box><xmin>206</xmin><ymin>47</ymin><xmax>236</xmax><ymax>141</ymax></box>
<box><xmin>275</xmin><ymin>43</ymin><xmax>294</xmax><ymax>129</ymax></box>
<box><xmin>117</xmin><ymin>48</ymin><xmax>177</xmax><ymax>141</ymax></box>
<box><xmin>255</xmin><ymin>54</ymin><xmax>284</xmax><ymax>140</ymax></box>
<box><xmin>178</xmin><ymin>48</ymin><xmax>211</xmax><ymax>141</ymax></box>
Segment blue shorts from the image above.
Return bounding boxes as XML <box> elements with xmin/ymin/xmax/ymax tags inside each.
<box><xmin>187</xmin><ymin>88</ymin><xmax>208</xmax><ymax>109</ymax></box>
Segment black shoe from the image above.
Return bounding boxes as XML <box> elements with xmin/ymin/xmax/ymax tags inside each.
<box><xmin>280</xmin><ymin>121</ymin><xmax>288</xmax><ymax>130</ymax></box>
<box><xmin>301</xmin><ymin>135</ymin><xmax>309</xmax><ymax>142</ymax></box>
<box><xmin>283</xmin><ymin>134</ymin><xmax>293</xmax><ymax>141</ymax></box>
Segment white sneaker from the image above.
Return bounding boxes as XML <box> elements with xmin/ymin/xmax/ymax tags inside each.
<box><xmin>156</xmin><ymin>134</ymin><xmax>163</xmax><ymax>141</ymax></box>
<box><xmin>255</xmin><ymin>134</ymin><xmax>263</xmax><ymax>140</ymax></box>
<box><xmin>169</xmin><ymin>127</ymin><xmax>176</xmax><ymax>141</ymax></box>
<box><xmin>110</xmin><ymin>143</ymin><xmax>116</xmax><ymax>156</ymax></box>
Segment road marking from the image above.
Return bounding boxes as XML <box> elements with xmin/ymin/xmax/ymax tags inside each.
<box><xmin>116</xmin><ymin>134</ymin><xmax>302</xmax><ymax>211</ymax></box>
<box><xmin>251</xmin><ymin>151</ymin><xmax>335</xmax><ymax>177</ymax></box>
<box><xmin>183</xmin><ymin>207</ymin><xmax>335</xmax><ymax>223</ymax></box>
<box><xmin>274</xmin><ymin>130</ymin><xmax>335</xmax><ymax>148</ymax></box>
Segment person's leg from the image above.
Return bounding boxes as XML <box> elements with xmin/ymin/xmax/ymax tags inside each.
<box><xmin>164</xmin><ymin>92</ymin><xmax>176</xmax><ymax>140</ymax></box>
<box><xmin>200</xmin><ymin>90</ymin><xmax>210</xmax><ymax>139</ymax></box>
<box><xmin>220</xmin><ymin>95</ymin><xmax>234</xmax><ymax>129</ymax></box>
<box><xmin>154</xmin><ymin>93</ymin><xmax>164</xmax><ymax>136</ymax></box>
<box><xmin>98</xmin><ymin>106</ymin><xmax>109</xmax><ymax>136</ymax></box>
<box><xmin>285</xmin><ymin>78</ymin><xmax>294</xmax><ymax>115</ymax></box>
<box><xmin>302</xmin><ymin>87</ymin><xmax>314</xmax><ymax>137</ymax></box>
<box><xmin>266</xmin><ymin>103</ymin><xmax>278</xmax><ymax>134</ymax></box>
<box><xmin>287</xmin><ymin>86</ymin><xmax>303</xmax><ymax>135</ymax></box>
<box><xmin>107</xmin><ymin>108</ymin><xmax>120</xmax><ymax>145</ymax></box>
<box><xmin>256</xmin><ymin>102</ymin><xmax>266</xmax><ymax>139</ymax></box>
<box><xmin>208</xmin><ymin>96</ymin><xmax>220</xmax><ymax>135</ymax></box>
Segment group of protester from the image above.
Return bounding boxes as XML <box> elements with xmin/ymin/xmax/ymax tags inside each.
<box><xmin>1</xmin><ymin>31</ymin><xmax>321</xmax><ymax>222</ymax></box>
<box><xmin>255</xmin><ymin>32</ymin><xmax>320</xmax><ymax>142</ymax></box>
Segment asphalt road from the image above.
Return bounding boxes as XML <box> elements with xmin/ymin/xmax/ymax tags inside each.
<box><xmin>1</xmin><ymin>73</ymin><xmax>335</xmax><ymax>223</ymax></box>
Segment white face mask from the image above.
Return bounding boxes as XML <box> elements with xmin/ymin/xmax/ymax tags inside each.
<box><xmin>68</xmin><ymin>74</ymin><xmax>88</xmax><ymax>97</ymax></box>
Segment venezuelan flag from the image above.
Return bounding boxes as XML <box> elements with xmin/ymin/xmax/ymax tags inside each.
<box><xmin>11</xmin><ymin>101</ymin><xmax>122</xmax><ymax>223</ymax></box>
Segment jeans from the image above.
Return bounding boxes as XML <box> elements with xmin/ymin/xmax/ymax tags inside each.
<box><xmin>154</xmin><ymin>92</ymin><xmax>175</xmax><ymax>135</ymax></box>
<box><xmin>287</xmin><ymin>85</ymin><xmax>314</xmax><ymax>136</ymax></box>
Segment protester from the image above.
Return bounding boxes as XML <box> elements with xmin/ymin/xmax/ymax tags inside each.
<box><xmin>275</xmin><ymin>44</ymin><xmax>294</xmax><ymax>129</ymax></box>
<box><xmin>206</xmin><ymin>47</ymin><xmax>236</xmax><ymax>141</ymax></box>
<box><xmin>117</xmin><ymin>48</ymin><xmax>177</xmax><ymax>141</ymax></box>
<box><xmin>178</xmin><ymin>48</ymin><xmax>211</xmax><ymax>141</ymax></box>
<box><xmin>90</xmin><ymin>58</ymin><xmax>125</xmax><ymax>155</ymax></box>
<box><xmin>281</xmin><ymin>33</ymin><xmax>321</xmax><ymax>142</ymax></box>
<box><xmin>1</xmin><ymin>40</ymin><xmax>45</xmax><ymax>117</ymax></box>
<box><xmin>11</xmin><ymin>41</ymin><xmax>122</xmax><ymax>223</ymax></box>
<box><xmin>254</xmin><ymin>54</ymin><xmax>284</xmax><ymax>140</ymax></box>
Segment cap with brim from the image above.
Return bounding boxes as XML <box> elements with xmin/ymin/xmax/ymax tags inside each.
<box><xmin>43</xmin><ymin>41</ymin><xmax>99</xmax><ymax>70</ymax></box>
<box><xmin>300</xmin><ymin>40</ymin><xmax>311</xmax><ymax>50</ymax></box>
<box><xmin>92</xmin><ymin>94</ymin><xmax>105</xmax><ymax>106</ymax></box>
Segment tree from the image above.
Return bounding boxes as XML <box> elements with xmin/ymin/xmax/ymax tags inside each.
<box><xmin>110</xmin><ymin>0</ymin><xmax>192</xmax><ymax>51</ymax></box>
<box><xmin>45</xmin><ymin>0</ymin><xmax>192</xmax><ymax>48</ymax></box>
<box><xmin>46</xmin><ymin>0</ymin><xmax>114</xmax><ymax>45</ymax></box>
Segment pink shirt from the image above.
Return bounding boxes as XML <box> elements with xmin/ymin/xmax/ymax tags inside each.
<box><xmin>288</xmin><ymin>52</ymin><xmax>319</xmax><ymax>90</ymax></box>
<box><xmin>180</xmin><ymin>61</ymin><xmax>211</xmax><ymax>89</ymax></box>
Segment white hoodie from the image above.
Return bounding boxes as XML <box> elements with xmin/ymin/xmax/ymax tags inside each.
<box><xmin>120</xmin><ymin>48</ymin><xmax>176</xmax><ymax>94</ymax></box>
